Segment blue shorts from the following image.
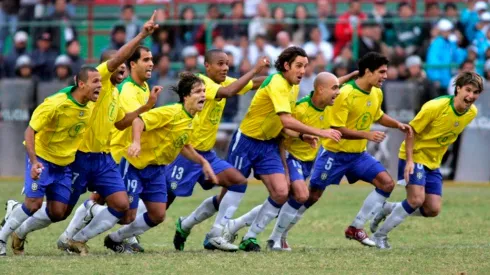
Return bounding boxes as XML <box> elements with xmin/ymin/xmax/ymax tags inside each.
<box><xmin>310</xmin><ymin>150</ymin><xmax>386</xmax><ymax>190</ymax></box>
<box><xmin>24</xmin><ymin>154</ymin><xmax>72</xmax><ymax>204</ymax></box>
<box><xmin>69</xmin><ymin>151</ymin><xmax>126</xmax><ymax>206</ymax></box>
<box><xmin>397</xmin><ymin>159</ymin><xmax>443</xmax><ymax>196</ymax></box>
<box><xmin>165</xmin><ymin>150</ymin><xmax>232</xmax><ymax>197</ymax></box>
<box><xmin>123</xmin><ymin>163</ymin><xmax>168</xmax><ymax>209</ymax></box>
<box><xmin>286</xmin><ymin>154</ymin><xmax>314</xmax><ymax>182</ymax></box>
<box><xmin>227</xmin><ymin>131</ymin><xmax>285</xmax><ymax>179</ymax></box>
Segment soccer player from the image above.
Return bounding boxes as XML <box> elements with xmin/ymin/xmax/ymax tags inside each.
<box><xmin>170</xmin><ymin>49</ymin><xmax>269</xmax><ymax>252</ymax></box>
<box><xmin>304</xmin><ymin>52</ymin><xmax>411</xmax><ymax>247</ymax></box>
<box><xmin>225</xmin><ymin>46</ymin><xmax>342</xmax><ymax>252</ymax></box>
<box><xmin>222</xmin><ymin>72</ymin><xmax>356</xmax><ymax>251</ymax></box>
<box><xmin>370</xmin><ymin>71</ymin><xmax>482</xmax><ymax>249</ymax></box>
<box><xmin>0</xmin><ymin>66</ymin><xmax>102</xmax><ymax>256</ymax></box>
<box><xmin>103</xmin><ymin>72</ymin><xmax>219</xmax><ymax>253</ymax></box>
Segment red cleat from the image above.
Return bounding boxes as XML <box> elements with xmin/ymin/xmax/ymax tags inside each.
<box><xmin>345</xmin><ymin>226</ymin><xmax>376</xmax><ymax>247</ymax></box>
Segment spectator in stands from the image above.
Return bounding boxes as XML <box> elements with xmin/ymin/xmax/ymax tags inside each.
<box><xmin>291</xmin><ymin>4</ymin><xmax>313</xmax><ymax>45</ymax></box>
<box><xmin>371</xmin><ymin>0</ymin><xmax>393</xmax><ymax>39</ymax></box>
<box><xmin>334</xmin><ymin>0</ymin><xmax>366</xmax><ymax>56</ymax></box>
<box><xmin>358</xmin><ymin>21</ymin><xmax>382</xmax><ymax>58</ymax></box>
<box><xmin>53</xmin><ymin>54</ymin><xmax>72</xmax><ymax>83</ymax></box>
<box><xmin>107</xmin><ymin>25</ymin><xmax>126</xmax><ymax>51</ymax></box>
<box><xmin>18</xmin><ymin>0</ymin><xmax>39</xmax><ymax>30</ymax></box>
<box><xmin>304</xmin><ymin>25</ymin><xmax>334</xmax><ymax>63</ymax></box>
<box><xmin>426</xmin><ymin>19</ymin><xmax>462</xmax><ymax>92</ymax></box>
<box><xmin>317</xmin><ymin>0</ymin><xmax>336</xmax><ymax>43</ymax></box>
<box><xmin>334</xmin><ymin>46</ymin><xmax>356</xmax><ymax>72</ymax></box>
<box><xmin>421</xmin><ymin>2</ymin><xmax>441</xmax><ymax>44</ymax></box>
<box><xmin>176</xmin><ymin>6</ymin><xmax>198</xmax><ymax>48</ymax></box>
<box><xmin>247</xmin><ymin>34</ymin><xmax>276</xmax><ymax>69</ymax></box>
<box><xmin>14</xmin><ymin>55</ymin><xmax>33</xmax><ymax>79</ymax></box>
<box><xmin>31</xmin><ymin>32</ymin><xmax>58</xmax><ymax>81</ymax></box>
<box><xmin>182</xmin><ymin>45</ymin><xmax>200</xmax><ymax>73</ymax></box>
<box><xmin>447</xmin><ymin>60</ymin><xmax>475</xmax><ymax>95</ymax></box>
<box><xmin>248</xmin><ymin>1</ymin><xmax>270</xmax><ymax>41</ymax></box>
<box><xmin>65</xmin><ymin>40</ymin><xmax>83</xmax><ymax>75</ymax></box>
<box><xmin>462</xmin><ymin>1</ymin><xmax>487</xmax><ymax>42</ymax></box>
<box><xmin>244</xmin><ymin>0</ymin><xmax>260</xmax><ymax>18</ymax></box>
<box><xmin>275</xmin><ymin>31</ymin><xmax>293</xmax><ymax>54</ymax></box>
<box><xmin>299</xmin><ymin>56</ymin><xmax>317</xmax><ymax>99</ymax></box>
<box><xmin>213</xmin><ymin>35</ymin><xmax>242</xmax><ymax>67</ymax></box>
<box><xmin>0</xmin><ymin>0</ymin><xmax>20</xmax><ymax>55</ymax></box>
<box><xmin>151</xmin><ymin>27</ymin><xmax>176</xmax><ymax>58</ymax></box>
<box><xmin>4</xmin><ymin>31</ymin><xmax>30</xmax><ymax>78</ymax></box>
<box><xmin>220</xmin><ymin>1</ymin><xmax>248</xmax><ymax>44</ymax></box>
<box><xmin>332</xmin><ymin>59</ymin><xmax>349</xmax><ymax>77</ymax></box>
<box><xmin>484</xmin><ymin>59</ymin><xmax>490</xmax><ymax>80</ymax></box>
<box><xmin>149</xmin><ymin>54</ymin><xmax>178</xmax><ymax>105</ymax></box>
<box><xmin>268</xmin><ymin>6</ymin><xmax>289</xmax><ymax>42</ymax></box>
<box><xmin>119</xmin><ymin>4</ymin><xmax>141</xmax><ymax>42</ymax></box>
<box><xmin>43</xmin><ymin>0</ymin><xmax>77</xmax><ymax>52</ymax></box>
<box><xmin>47</xmin><ymin>0</ymin><xmax>76</xmax><ymax>18</ymax></box>
<box><xmin>393</xmin><ymin>2</ymin><xmax>421</xmax><ymax>57</ymax></box>
<box><xmin>472</xmin><ymin>12</ymin><xmax>490</xmax><ymax>61</ymax></box>
<box><xmin>405</xmin><ymin>55</ymin><xmax>438</xmax><ymax>112</ymax></box>
<box><xmin>195</xmin><ymin>4</ymin><xmax>222</xmax><ymax>55</ymax></box>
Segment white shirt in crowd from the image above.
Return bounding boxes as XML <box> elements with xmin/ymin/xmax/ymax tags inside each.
<box><xmin>303</xmin><ymin>41</ymin><xmax>334</xmax><ymax>62</ymax></box>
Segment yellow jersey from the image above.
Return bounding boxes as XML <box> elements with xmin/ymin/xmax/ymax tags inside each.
<box><xmin>284</xmin><ymin>91</ymin><xmax>327</xmax><ymax>162</ymax></box>
<box><xmin>124</xmin><ymin>103</ymin><xmax>196</xmax><ymax>169</ymax></box>
<box><xmin>78</xmin><ymin>62</ymin><xmax>125</xmax><ymax>153</ymax></box>
<box><xmin>189</xmin><ymin>74</ymin><xmax>253</xmax><ymax>151</ymax></box>
<box><xmin>399</xmin><ymin>95</ymin><xmax>477</xmax><ymax>170</ymax></box>
<box><xmin>323</xmin><ymin>80</ymin><xmax>384</xmax><ymax>153</ymax></box>
<box><xmin>240</xmin><ymin>73</ymin><xmax>299</xmax><ymax>140</ymax></box>
<box><xmin>110</xmin><ymin>76</ymin><xmax>150</xmax><ymax>163</ymax></box>
<box><xmin>29</xmin><ymin>87</ymin><xmax>93</xmax><ymax>166</ymax></box>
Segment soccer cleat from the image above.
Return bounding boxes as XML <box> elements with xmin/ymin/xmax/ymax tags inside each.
<box><xmin>68</xmin><ymin>240</ymin><xmax>89</xmax><ymax>256</ymax></box>
<box><xmin>208</xmin><ymin>236</ymin><xmax>238</xmax><ymax>252</ymax></box>
<box><xmin>345</xmin><ymin>226</ymin><xmax>376</xmax><ymax>247</ymax></box>
<box><xmin>280</xmin><ymin>237</ymin><xmax>292</xmax><ymax>252</ymax></box>
<box><xmin>203</xmin><ymin>234</ymin><xmax>216</xmax><ymax>250</ymax></box>
<box><xmin>104</xmin><ymin>235</ymin><xmax>132</xmax><ymax>254</ymax></box>
<box><xmin>370</xmin><ymin>208</ymin><xmax>388</xmax><ymax>234</ymax></box>
<box><xmin>239</xmin><ymin>238</ymin><xmax>261</xmax><ymax>252</ymax></box>
<box><xmin>173</xmin><ymin>217</ymin><xmax>190</xmax><ymax>251</ymax></box>
<box><xmin>1</xmin><ymin>199</ymin><xmax>20</xmax><ymax>227</ymax></box>
<box><xmin>222</xmin><ymin>220</ymin><xmax>238</xmax><ymax>244</ymax></box>
<box><xmin>56</xmin><ymin>238</ymin><xmax>73</xmax><ymax>254</ymax></box>
<box><xmin>11</xmin><ymin>232</ymin><xmax>25</xmax><ymax>255</ymax></box>
<box><xmin>124</xmin><ymin>236</ymin><xmax>144</xmax><ymax>253</ymax></box>
<box><xmin>0</xmin><ymin>240</ymin><xmax>6</xmax><ymax>256</ymax></box>
<box><xmin>266</xmin><ymin>240</ymin><xmax>283</xmax><ymax>251</ymax></box>
<box><xmin>373</xmin><ymin>234</ymin><xmax>392</xmax><ymax>250</ymax></box>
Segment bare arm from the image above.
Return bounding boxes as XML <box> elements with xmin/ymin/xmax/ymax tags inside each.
<box><xmin>403</xmin><ymin>127</ymin><xmax>416</xmax><ymax>183</ymax></box>
<box><xmin>127</xmin><ymin>118</ymin><xmax>145</xmax><ymax>157</ymax></box>
<box><xmin>279</xmin><ymin>113</ymin><xmax>341</xmax><ymax>141</ymax></box>
<box><xmin>279</xmin><ymin>140</ymin><xmax>290</xmax><ymax>185</ymax></box>
<box><xmin>25</xmin><ymin>126</ymin><xmax>44</xmax><ymax>180</ymax></box>
<box><xmin>331</xmin><ymin>126</ymin><xmax>369</xmax><ymax>140</ymax></box>
<box><xmin>114</xmin><ymin>86</ymin><xmax>163</xmax><ymax>130</ymax></box>
<box><xmin>378</xmin><ymin>114</ymin><xmax>413</xmax><ymax>136</ymax></box>
<box><xmin>338</xmin><ymin>70</ymin><xmax>359</xmax><ymax>86</ymax></box>
<box><xmin>252</xmin><ymin>76</ymin><xmax>267</xmax><ymax>90</ymax></box>
<box><xmin>181</xmin><ymin>145</ymin><xmax>219</xmax><ymax>183</ymax></box>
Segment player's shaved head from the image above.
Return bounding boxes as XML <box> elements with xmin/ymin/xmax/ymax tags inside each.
<box><xmin>100</xmin><ymin>49</ymin><xmax>117</xmax><ymax>63</ymax></box>
<box><xmin>314</xmin><ymin>72</ymin><xmax>337</xmax><ymax>90</ymax></box>
<box><xmin>204</xmin><ymin>49</ymin><xmax>226</xmax><ymax>64</ymax></box>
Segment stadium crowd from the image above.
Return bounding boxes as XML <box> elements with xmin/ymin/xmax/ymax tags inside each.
<box><xmin>1</xmin><ymin>0</ymin><xmax>490</xmax><ymax>121</ymax></box>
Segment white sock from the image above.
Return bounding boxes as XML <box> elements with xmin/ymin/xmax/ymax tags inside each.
<box><xmin>0</xmin><ymin>204</ymin><xmax>31</xmax><ymax>242</ymax></box>
<box><xmin>109</xmin><ymin>213</ymin><xmax>154</xmax><ymax>242</ymax></box>
<box><xmin>410</xmin><ymin>208</ymin><xmax>426</xmax><ymax>217</ymax></box>
<box><xmin>136</xmin><ymin>199</ymin><xmax>147</xmax><ymax>216</ymax></box>
<box><xmin>243</xmin><ymin>198</ymin><xmax>282</xmax><ymax>240</ymax></box>
<box><xmin>382</xmin><ymin>201</ymin><xmax>396</xmax><ymax>215</ymax></box>
<box><xmin>374</xmin><ymin>202</ymin><xmax>412</xmax><ymax>236</ymax></box>
<box><xmin>90</xmin><ymin>204</ymin><xmax>107</xmax><ymax>217</ymax></box>
<box><xmin>61</xmin><ymin>203</ymin><xmax>88</xmax><ymax>241</ymax></box>
<box><xmin>209</xmin><ymin>191</ymin><xmax>245</xmax><ymax>237</ymax></box>
<box><xmin>229</xmin><ymin>204</ymin><xmax>262</xmax><ymax>234</ymax></box>
<box><xmin>268</xmin><ymin>201</ymin><xmax>299</xmax><ymax>242</ymax></box>
<box><xmin>351</xmin><ymin>189</ymin><xmax>388</xmax><ymax>229</ymax></box>
<box><xmin>282</xmin><ymin>205</ymin><xmax>307</xmax><ymax>238</ymax></box>
<box><xmin>72</xmin><ymin>208</ymin><xmax>120</xmax><ymax>242</ymax></box>
<box><xmin>15</xmin><ymin>203</ymin><xmax>52</xmax><ymax>239</ymax></box>
<box><xmin>181</xmin><ymin>196</ymin><xmax>217</xmax><ymax>232</ymax></box>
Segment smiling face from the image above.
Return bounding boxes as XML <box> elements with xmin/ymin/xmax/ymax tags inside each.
<box><xmin>283</xmin><ymin>55</ymin><xmax>309</xmax><ymax>85</ymax></box>
<box><xmin>205</xmin><ymin>51</ymin><xmax>229</xmax><ymax>83</ymax></box>
<box><xmin>455</xmin><ymin>83</ymin><xmax>481</xmax><ymax>110</ymax></box>
<box><xmin>131</xmin><ymin>49</ymin><xmax>153</xmax><ymax>81</ymax></box>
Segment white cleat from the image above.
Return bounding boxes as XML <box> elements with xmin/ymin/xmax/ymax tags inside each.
<box><xmin>0</xmin><ymin>240</ymin><xmax>6</xmax><ymax>256</ymax></box>
<box><xmin>1</xmin><ymin>200</ymin><xmax>20</xmax><ymax>227</ymax></box>
<box><xmin>208</xmin><ymin>236</ymin><xmax>239</xmax><ymax>252</ymax></box>
<box><xmin>222</xmin><ymin>220</ymin><xmax>238</xmax><ymax>244</ymax></box>
<box><xmin>266</xmin><ymin>240</ymin><xmax>283</xmax><ymax>251</ymax></box>
<box><xmin>280</xmin><ymin>237</ymin><xmax>292</xmax><ymax>252</ymax></box>
<box><xmin>373</xmin><ymin>234</ymin><xmax>392</xmax><ymax>250</ymax></box>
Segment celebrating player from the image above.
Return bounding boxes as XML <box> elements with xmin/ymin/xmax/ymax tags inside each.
<box><xmin>370</xmin><ymin>71</ymin><xmax>483</xmax><ymax>249</ymax></box>
<box><xmin>0</xmin><ymin>66</ymin><xmax>102</xmax><ymax>256</ymax></box>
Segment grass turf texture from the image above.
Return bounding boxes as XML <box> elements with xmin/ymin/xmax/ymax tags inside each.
<box><xmin>0</xmin><ymin>180</ymin><xmax>489</xmax><ymax>274</ymax></box>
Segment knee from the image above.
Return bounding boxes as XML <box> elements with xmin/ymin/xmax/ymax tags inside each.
<box><xmin>119</xmin><ymin>211</ymin><xmax>136</xmax><ymax>225</ymax></box>
<box><xmin>378</xmin><ymin>179</ymin><xmax>395</xmax><ymax>193</ymax></box>
<box><xmin>308</xmin><ymin>189</ymin><xmax>323</xmax><ymax>205</ymax></box>
<box><xmin>24</xmin><ymin>198</ymin><xmax>43</xmax><ymax>213</ymax></box>
<box><xmin>293</xmin><ymin>190</ymin><xmax>309</xmax><ymax>204</ymax></box>
<box><xmin>108</xmin><ymin>197</ymin><xmax>129</xmax><ymax>213</ymax></box>
<box><xmin>90</xmin><ymin>193</ymin><xmax>105</xmax><ymax>205</ymax></box>
<box><xmin>423</xmin><ymin>206</ymin><xmax>441</xmax><ymax>218</ymax></box>
<box><xmin>48</xmin><ymin>208</ymin><xmax>68</xmax><ymax>222</ymax></box>
<box><xmin>407</xmin><ymin>194</ymin><xmax>425</xmax><ymax>209</ymax></box>
<box><xmin>148</xmin><ymin>211</ymin><xmax>166</xmax><ymax>225</ymax></box>
<box><xmin>271</xmin><ymin>188</ymin><xmax>289</xmax><ymax>205</ymax></box>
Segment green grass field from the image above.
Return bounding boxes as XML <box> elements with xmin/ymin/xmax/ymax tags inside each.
<box><xmin>0</xmin><ymin>180</ymin><xmax>489</xmax><ymax>274</ymax></box>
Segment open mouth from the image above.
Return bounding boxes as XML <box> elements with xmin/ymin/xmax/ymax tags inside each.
<box><xmin>464</xmin><ymin>98</ymin><xmax>474</xmax><ymax>105</ymax></box>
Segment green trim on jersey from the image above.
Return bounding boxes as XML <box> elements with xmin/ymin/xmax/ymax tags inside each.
<box><xmin>179</xmin><ymin>103</ymin><xmax>193</xmax><ymax>118</ymax></box>
<box><xmin>52</xmin><ymin>85</ymin><xmax>86</xmax><ymax>107</ymax></box>
<box><xmin>349</xmin><ymin>79</ymin><xmax>370</xmax><ymax>95</ymax></box>
<box><xmin>296</xmin><ymin>91</ymin><xmax>324</xmax><ymax>112</ymax></box>
<box><xmin>118</xmin><ymin>76</ymin><xmax>148</xmax><ymax>94</ymax></box>
<box><xmin>259</xmin><ymin>73</ymin><xmax>279</xmax><ymax>89</ymax></box>
<box><xmin>434</xmin><ymin>95</ymin><xmax>467</xmax><ymax>116</ymax></box>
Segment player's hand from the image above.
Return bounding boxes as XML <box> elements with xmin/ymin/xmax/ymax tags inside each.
<box><xmin>146</xmin><ymin>85</ymin><xmax>163</xmax><ymax>109</ymax></box>
<box><xmin>398</xmin><ymin>123</ymin><xmax>413</xmax><ymax>137</ymax></box>
<box><xmin>348</xmin><ymin>70</ymin><xmax>359</xmax><ymax>80</ymax></box>
<box><xmin>319</xmin><ymin>129</ymin><xmax>342</xmax><ymax>142</ymax></box>
<box><xmin>128</xmin><ymin>142</ymin><xmax>141</xmax><ymax>157</ymax></box>
<box><xmin>367</xmin><ymin>131</ymin><xmax>386</xmax><ymax>143</ymax></box>
<box><xmin>141</xmin><ymin>10</ymin><xmax>159</xmax><ymax>37</ymax></box>
<box><xmin>302</xmin><ymin>134</ymin><xmax>319</xmax><ymax>148</ymax></box>
<box><xmin>254</xmin><ymin>56</ymin><xmax>271</xmax><ymax>74</ymax></box>
<box><xmin>202</xmin><ymin>162</ymin><xmax>219</xmax><ymax>184</ymax></box>
<box><xmin>404</xmin><ymin>160</ymin><xmax>414</xmax><ymax>184</ymax></box>
<box><xmin>30</xmin><ymin>162</ymin><xmax>44</xmax><ymax>180</ymax></box>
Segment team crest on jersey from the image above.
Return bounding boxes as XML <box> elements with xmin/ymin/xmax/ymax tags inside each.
<box><xmin>297</xmin><ymin>168</ymin><xmax>303</xmax><ymax>175</ymax></box>
<box><xmin>367</xmin><ymin>101</ymin><xmax>372</xmax><ymax>107</ymax></box>
<box><xmin>321</xmin><ymin>173</ymin><xmax>328</xmax><ymax>180</ymax></box>
<box><xmin>320</xmin><ymin>115</ymin><xmax>324</xmax><ymax>121</ymax></box>
<box><xmin>128</xmin><ymin>195</ymin><xmax>134</xmax><ymax>204</ymax></box>
<box><xmin>31</xmin><ymin>182</ymin><xmax>38</xmax><ymax>191</ymax></box>
<box><xmin>79</xmin><ymin>111</ymin><xmax>84</xmax><ymax>117</ymax></box>
<box><xmin>416</xmin><ymin>172</ymin><xmax>423</xmax><ymax>180</ymax></box>
<box><xmin>454</xmin><ymin>121</ymin><xmax>459</xmax><ymax>127</ymax></box>
<box><xmin>171</xmin><ymin>182</ymin><xmax>178</xmax><ymax>190</ymax></box>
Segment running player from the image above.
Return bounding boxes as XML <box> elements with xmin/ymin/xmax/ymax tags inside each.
<box><xmin>305</xmin><ymin>52</ymin><xmax>411</xmax><ymax>247</ymax></box>
<box><xmin>0</xmin><ymin>66</ymin><xmax>102</xmax><ymax>256</ymax></box>
<box><xmin>370</xmin><ymin>71</ymin><xmax>482</xmax><ymax>249</ymax></box>
<box><xmin>103</xmin><ymin>72</ymin><xmax>219</xmax><ymax>253</ymax></box>
<box><xmin>225</xmin><ymin>46</ymin><xmax>342</xmax><ymax>252</ymax></box>
<box><xmin>170</xmin><ymin>49</ymin><xmax>269</xmax><ymax>252</ymax></box>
